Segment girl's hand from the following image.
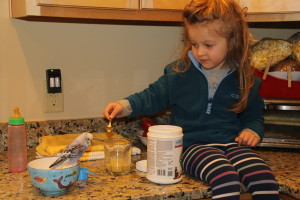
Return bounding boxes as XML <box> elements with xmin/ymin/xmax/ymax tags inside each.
<box><xmin>235</xmin><ymin>130</ymin><xmax>260</xmax><ymax>147</ymax></box>
<box><xmin>103</xmin><ymin>102</ymin><xmax>123</xmax><ymax>120</ymax></box>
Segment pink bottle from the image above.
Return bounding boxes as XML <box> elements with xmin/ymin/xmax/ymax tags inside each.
<box><xmin>8</xmin><ymin>107</ymin><xmax>27</xmax><ymax>173</ymax></box>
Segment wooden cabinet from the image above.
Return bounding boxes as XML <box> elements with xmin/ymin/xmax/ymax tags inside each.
<box><xmin>239</xmin><ymin>0</ymin><xmax>300</xmax><ymax>22</ymax></box>
<box><xmin>239</xmin><ymin>0</ymin><xmax>300</xmax><ymax>13</ymax></box>
<box><xmin>10</xmin><ymin>0</ymin><xmax>300</xmax><ymax>24</ymax></box>
<box><xmin>140</xmin><ymin>0</ymin><xmax>191</xmax><ymax>10</ymax></box>
<box><xmin>36</xmin><ymin>0</ymin><xmax>139</xmax><ymax>9</ymax></box>
<box><xmin>10</xmin><ymin>0</ymin><xmax>183</xmax><ymax>25</ymax></box>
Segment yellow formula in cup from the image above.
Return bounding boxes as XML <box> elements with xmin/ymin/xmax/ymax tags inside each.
<box><xmin>106</xmin><ymin>158</ymin><xmax>131</xmax><ymax>173</ymax></box>
<box><xmin>104</xmin><ymin>138</ymin><xmax>132</xmax><ymax>175</ymax></box>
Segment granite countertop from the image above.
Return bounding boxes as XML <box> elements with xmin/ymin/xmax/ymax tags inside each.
<box><xmin>0</xmin><ymin>149</ymin><xmax>299</xmax><ymax>200</ymax></box>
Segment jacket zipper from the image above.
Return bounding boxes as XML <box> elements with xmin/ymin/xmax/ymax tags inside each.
<box><xmin>204</xmin><ymin>70</ymin><xmax>235</xmax><ymax>114</ymax></box>
<box><xmin>206</xmin><ymin>98</ymin><xmax>213</xmax><ymax>114</ymax></box>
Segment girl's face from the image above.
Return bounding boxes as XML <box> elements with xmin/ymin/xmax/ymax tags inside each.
<box><xmin>187</xmin><ymin>21</ymin><xmax>229</xmax><ymax>70</ymax></box>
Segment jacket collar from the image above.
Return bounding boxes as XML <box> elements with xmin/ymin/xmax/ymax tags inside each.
<box><xmin>188</xmin><ymin>50</ymin><xmax>236</xmax><ymax>74</ymax></box>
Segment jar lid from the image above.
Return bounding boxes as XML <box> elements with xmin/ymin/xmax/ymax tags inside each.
<box><xmin>136</xmin><ymin>160</ymin><xmax>147</xmax><ymax>172</ymax></box>
<box><xmin>148</xmin><ymin>125</ymin><xmax>183</xmax><ymax>137</ymax></box>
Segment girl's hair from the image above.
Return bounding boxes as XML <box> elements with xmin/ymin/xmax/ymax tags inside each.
<box><xmin>175</xmin><ymin>0</ymin><xmax>254</xmax><ymax>113</ymax></box>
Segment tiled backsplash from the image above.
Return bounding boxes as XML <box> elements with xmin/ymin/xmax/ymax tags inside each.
<box><xmin>0</xmin><ymin>114</ymin><xmax>170</xmax><ymax>152</ymax></box>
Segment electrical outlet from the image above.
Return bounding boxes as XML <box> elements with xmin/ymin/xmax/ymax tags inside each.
<box><xmin>43</xmin><ymin>81</ymin><xmax>64</xmax><ymax>113</ymax></box>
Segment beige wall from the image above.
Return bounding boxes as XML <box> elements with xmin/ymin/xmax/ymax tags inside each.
<box><xmin>0</xmin><ymin>0</ymin><xmax>299</xmax><ymax>122</ymax></box>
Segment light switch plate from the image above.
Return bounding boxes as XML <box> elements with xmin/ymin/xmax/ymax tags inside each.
<box><xmin>43</xmin><ymin>81</ymin><xmax>64</xmax><ymax>113</ymax></box>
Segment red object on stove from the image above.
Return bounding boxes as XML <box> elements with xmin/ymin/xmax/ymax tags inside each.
<box><xmin>255</xmin><ymin>69</ymin><xmax>300</xmax><ymax>99</ymax></box>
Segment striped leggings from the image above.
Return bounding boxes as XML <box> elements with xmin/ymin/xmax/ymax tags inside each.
<box><xmin>181</xmin><ymin>143</ymin><xmax>279</xmax><ymax>200</ymax></box>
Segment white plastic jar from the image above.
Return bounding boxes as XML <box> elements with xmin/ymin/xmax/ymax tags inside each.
<box><xmin>146</xmin><ymin>125</ymin><xmax>183</xmax><ymax>184</ymax></box>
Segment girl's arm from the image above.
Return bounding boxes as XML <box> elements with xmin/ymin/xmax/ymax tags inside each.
<box><xmin>237</xmin><ymin>77</ymin><xmax>265</xmax><ymax>146</ymax></box>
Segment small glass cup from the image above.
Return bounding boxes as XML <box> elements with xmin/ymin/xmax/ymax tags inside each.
<box><xmin>104</xmin><ymin>138</ymin><xmax>132</xmax><ymax>176</ymax></box>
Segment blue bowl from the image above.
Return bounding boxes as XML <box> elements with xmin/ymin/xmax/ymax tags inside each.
<box><xmin>27</xmin><ymin>157</ymin><xmax>80</xmax><ymax>196</ymax></box>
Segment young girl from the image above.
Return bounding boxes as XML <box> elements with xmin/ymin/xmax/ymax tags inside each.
<box><xmin>103</xmin><ymin>0</ymin><xmax>280</xmax><ymax>199</ymax></box>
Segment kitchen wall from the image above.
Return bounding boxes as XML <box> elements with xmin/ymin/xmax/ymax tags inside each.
<box><xmin>0</xmin><ymin>0</ymin><xmax>299</xmax><ymax>122</ymax></box>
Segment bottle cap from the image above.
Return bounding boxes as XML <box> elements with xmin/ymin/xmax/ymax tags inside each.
<box><xmin>9</xmin><ymin>107</ymin><xmax>24</xmax><ymax>125</ymax></box>
<box><xmin>78</xmin><ymin>168</ymin><xmax>94</xmax><ymax>180</ymax></box>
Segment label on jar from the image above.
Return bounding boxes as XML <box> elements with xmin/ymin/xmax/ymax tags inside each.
<box><xmin>146</xmin><ymin>125</ymin><xmax>183</xmax><ymax>184</ymax></box>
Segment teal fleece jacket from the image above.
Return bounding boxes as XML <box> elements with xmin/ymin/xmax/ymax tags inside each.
<box><xmin>125</xmin><ymin>60</ymin><xmax>264</xmax><ymax>148</ymax></box>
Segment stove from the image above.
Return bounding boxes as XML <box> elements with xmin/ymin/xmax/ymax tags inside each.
<box><xmin>259</xmin><ymin>98</ymin><xmax>300</xmax><ymax>149</ymax></box>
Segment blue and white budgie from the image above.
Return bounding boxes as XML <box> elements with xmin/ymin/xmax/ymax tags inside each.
<box><xmin>49</xmin><ymin>132</ymin><xmax>93</xmax><ymax>169</ymax></box>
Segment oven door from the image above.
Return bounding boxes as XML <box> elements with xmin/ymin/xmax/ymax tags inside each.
<box><xmin>259</xmin><ymin>98</ymin><xmax>300</xmax><ymax>149</ymax></box>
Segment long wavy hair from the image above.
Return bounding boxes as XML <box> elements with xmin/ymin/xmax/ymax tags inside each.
<box><xmin>174</xmin><ymin>0</ymin><xmax>254</xmax><ymax>113</ymax></box>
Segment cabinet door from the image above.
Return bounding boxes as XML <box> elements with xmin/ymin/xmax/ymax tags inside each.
<box><xmin>10</xmin><ymin>0</ymin><xmax>300</xmax><ymax>23</ymax></box>
<box><xmin>37</xmin><ymin>0</ymin><xmax>139</xmax><ymax>9</ymax></box>
<box><xmin>239</xmin><ymin>0</ymin><xmax>300</xmax><ymax>13</ymax></box>
<box><xmin>140</xmin><ymin>0</ymin><xmax>191</xmax><ymax>10</ymax></box>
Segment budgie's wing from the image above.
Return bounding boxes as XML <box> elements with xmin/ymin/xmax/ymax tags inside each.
<box><xmin>49</xmin><ymin>144</ymin><xmax>85</xmax><ymax>169</ymax></box>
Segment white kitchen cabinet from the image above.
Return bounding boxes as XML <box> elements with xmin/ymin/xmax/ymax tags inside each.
<box><xmin>9</xmin><ymin>0</ymin><xmax>300</xmax><ymax>24</ymax></box>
